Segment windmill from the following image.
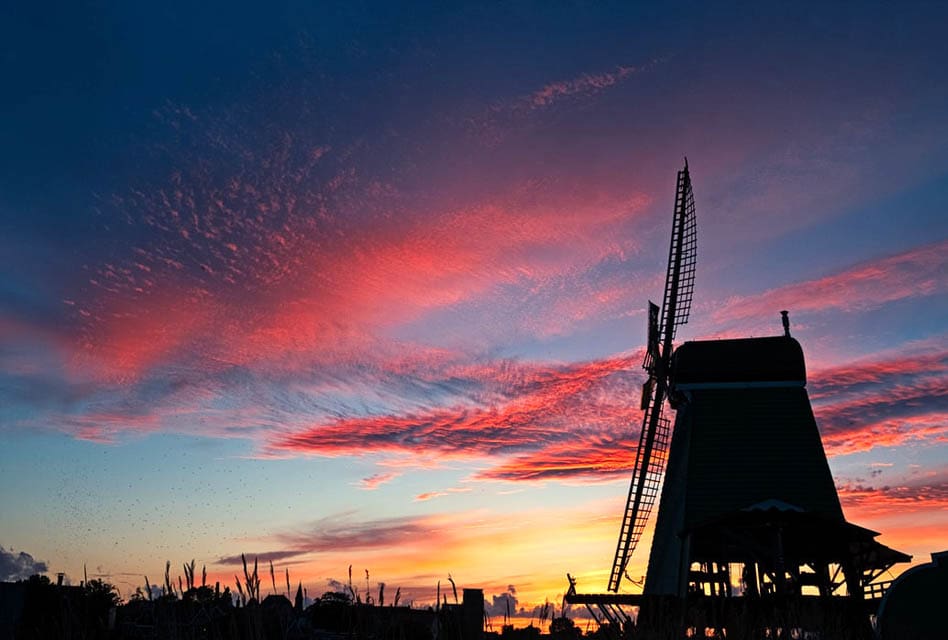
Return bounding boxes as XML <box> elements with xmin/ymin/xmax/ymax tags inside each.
<box><xmin>608</xmin><ymin>159</ymin><xmax>696</xmax><ymax>593</ymax></box>
<box><xmin>565</xmin><ymin>161</ymin><xmax>910</xmax><ymax>637</ymax></box>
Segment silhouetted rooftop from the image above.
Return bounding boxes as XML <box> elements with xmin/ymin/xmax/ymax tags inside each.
<box><xmin>672</xmin><ymin>336</ymin><xmax>806</xmax><ymax>387</ymax></box>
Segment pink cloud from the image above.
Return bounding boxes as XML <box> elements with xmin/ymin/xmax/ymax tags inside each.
<box><xmin>713</xmin><ymin>240</ymin><xmax>948</xmax><ymax>325</ymax></box>
<box><xmin>529</xmin><ymin>64</ymin><xmax>643</xmax><ymax>108</ymax></box>
<box><xmin>838</xmin><ymin>480</ymin><xmax>948</xmax><ymax>518</ymax></box>
<box><xmin>358</xmin><ymin>472</ymin><xmax>401</xmax><ymax>491</ymax></box>
<box><xmin>414</xmin><ymin>487</ymin><xmax>471</xmax><ymax>502</ymax></box>
<box><xmin>809</xmin><ymin>348</ymin><xmax>948</xmax><ymax>456</ymax></box>
<box><xmin>474</xmin><ymin>433</ymin><xmax>637</xmax><ymax>483</ymax></box>
<box><xmin>266</xmin><ymin>354</ymin><xmax>640</xmax><ymax>465</ymax></box>
<box><xmin>414</xmin><ymin>491</ymin><xmax>448</xmax><ymax>502</ymax></box>
<box><xmin>75</xmin><ymin>160</ymin><xmax>652</xmax><ymax>383</ymax></box>
<box><xmin>809</xmin><ymin>349</ymin><xmax>948</xmax><ymax>398</ymax></box>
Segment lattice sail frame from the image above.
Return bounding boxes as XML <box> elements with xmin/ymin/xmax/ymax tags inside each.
<box><xmin>608</xmin><ymin>162</ymin><xmax>696</xmax><ymax>592</ymax></box>
<box><xmin>661</xmin><ymin>171</ymin><xmax>696</xmax><ymax>341</ymax></box>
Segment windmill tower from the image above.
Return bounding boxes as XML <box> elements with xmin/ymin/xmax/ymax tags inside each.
<box><xmin>566</xmin><ymin>160</ymin><xmax>910</xmax><ymax>637</ymax></box>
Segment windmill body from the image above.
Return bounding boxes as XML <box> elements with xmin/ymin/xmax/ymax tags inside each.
<box><xmin>636</xmin><ymin>334</ymin><xmax>910</xmax><ymax>634</ymax></box>
<box><xmin>644</xmin><ymin>335</ymin><xmax>908</xmax><ymax>589</ymax></box>
<box><xmin>644</xmin><ymin>336</ymin><xmax>842</xmax><ymax>597</ymax></box>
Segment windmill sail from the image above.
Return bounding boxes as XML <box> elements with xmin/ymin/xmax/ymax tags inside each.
<box><xmin>660</xmin><ymin>163</ymin><xmax>697</xmax><ymax>341</ymax></box>
<box><xmin>608</xmin><ymin>160</ymin><xmax>696</xmax><ymax>592</ymax></box>
<box><xmin>608</xmin><ymin>384</ymin><xmax>672</xmax><ymax>591</ymax></box>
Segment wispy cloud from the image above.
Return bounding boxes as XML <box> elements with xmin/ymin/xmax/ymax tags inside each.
<box><xmin>414</xmin><ymin>487</ymin><xmax>471</xmax><ymax>502</ymax></box>
<box><xmin>205</xmin><ymin>501</ymin><xmax>625</xmax><ymax>609</ymax></box>
<box><xmin>527</xmin><ymin>64</ymin><xmax>645</xmax><ymax>109</ymax></box>
<box><xmin>71</xmin><ymin>134</ymin><xmax>651</xmax><ymax>384</ymax></box>
<box><xmin>713</xmin><ymin>240</ymin><xmax>948</xmax><ymax>325</ymax></box>
<box><xmin>838</xmin><ymin>479</ymin><xmax>948</xmax><ymax>518</ymax></box>
<box><xmin>357</xmin><ymin>472</ymin><xmax>401</xmax><ymax>491</ymax></box>
<box><xmin>258</xmin><ymin>344</ymin><xmax>947</xmax><ymax>482</ymax></box>
<box><xmin>414</xmin><ymin>491</ymin><xmax>448</xmax><ymax>502</ymax></box>
<box><xmin>810</xmin><ymin>349</ymin><xmax>948</xmax><ymax>456</ymax></box>
<box><xmin>466</xmin><ymin>60</ymin><xmax>657</xmax><ymax>145</ymax></box>
<box><xmin>266</xmin><ymin>354</ymin><xmax>641</xmax><ymax>475</ymax></box>
<box><xmin>278</xmin><ymin>513</ymin><xmax>451</xmax><ymax>554</ymax></box>
<box><xmin>474</xmin><ymin>434</ymin><xmax>637</xmax><ymax>483</ymax></box>
<box><xmin>216</xmin><ymin>513</ymin><xmax>466</xmax><ymax>567</ymax></box>
<box><xmin>217</xmin><ymin>550</ymin><xmax>303</xmax><ymax>566</ymax></box>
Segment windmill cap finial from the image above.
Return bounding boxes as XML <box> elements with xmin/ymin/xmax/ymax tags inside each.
<box><xmin>780</xmin><ymin>310</ymin><xmax>791</xmax><ymax>337</ymax></box>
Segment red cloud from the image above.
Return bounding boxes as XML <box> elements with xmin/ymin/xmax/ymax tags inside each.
<box><xmin>358</xmin><ymin>472</ymin><xmax>401</xmax><ymax>491</ymax></box>
<box><xmin>713</xmin><ymin>240</ymin><xmax>948</xmax><ymax>325</ymax></box>
<box><xmin>76</xmin><ymin>154</ymin><xmax>652</xmax><ymax>382</ymax></box>
<box><xmin>810</xmin><ymin>349</ymin><xmax>948</xmax><ymax>456</ymax></box>
<box><xmin>414</xmin><ymin>491</ymin><xmax>448</xmax><ymax>502</ymax></box>
<box><xmin>73</xmin><ymin>287</ymin><xmax>219</xmax><ymax>382</ymax></box>
<box><xmin>529</xmin><ymin>64</ymin><xmax>643</xmax><ymax>108</ymax></box>
<box><xmin>838</xmin><ymin>481</ymin><xmax>948</xmax><ymax>518</ymax></box>
<box><xmin>809</xmin><ymin>349</ymin><xmax>948</xmax><ymax>399</ymax></box>
<box><xmin>474</xmin><ymin>433</ymin><xmax>638</xmax><ymax>483</ymax></box>
<box><xmin>267</xmin><ymin>354</ymin><xmax>641</xmax><ymax>465</ymax></box>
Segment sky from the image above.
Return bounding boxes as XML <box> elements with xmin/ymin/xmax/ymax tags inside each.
<box><xmin>1</xmin><ymin>0</ymin><xmax>946</xmax><ymax>617</ymax></box>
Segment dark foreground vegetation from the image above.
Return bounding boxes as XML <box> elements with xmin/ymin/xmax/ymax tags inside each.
<box><xmin>0</xmin><ymin>573</ymin><xmax>596</xmax><ymax>640</ymax></box>
<box><xmin>1</xmin><ymin>572</ymin><xmax>897</xmax><ymax>640</ymax></box>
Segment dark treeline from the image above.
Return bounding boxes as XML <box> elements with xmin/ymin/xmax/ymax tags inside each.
<box><xmin>0</xmin><ymin>574</ymin><xmax>597</xmax><ymax>640</ymax></box>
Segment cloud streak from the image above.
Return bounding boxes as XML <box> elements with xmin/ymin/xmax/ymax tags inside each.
<box><xmin>528</xmin><ymin>64</ymin><xmax>644</xmax><ymax>109</ymax></box>
<box><xmin>810</xmin><ymin>349</ymin><xmax>948</xmax><ymax>456</ymax></box>
<box><xmin>357</xmin><ymin>472</ymin><xmax>401</xmax><ymax>491</ymax></box>
<box><xmin>838</xmin><ymin>480</ymin><xmax>948</xmax><ymax>518</ymax></box>
<box><xmin>213</xmin><ymin>513</ymin><xmax>467</xmax><ymax>568</ymax></box>
<box><xmin>267</xmin><ymin>354</ymin><xmax>642</xmax><ymax>476</ymax></box>
<box><xmin>713</xmin><ymin>240</ymin><xmax>948</xmax><ymax>325</ymax></box>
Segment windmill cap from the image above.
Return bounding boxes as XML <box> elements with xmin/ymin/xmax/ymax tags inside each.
<box><xmin>672</xmin><ymin>336</ymin><xmax>806</xmax><ymax>387</ymax></box>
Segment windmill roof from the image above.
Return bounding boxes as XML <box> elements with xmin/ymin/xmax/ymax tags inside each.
<box><xmin>672</xmin><ymin>336</ymin><xmax>806</xmax><ymax>387</ymax></box>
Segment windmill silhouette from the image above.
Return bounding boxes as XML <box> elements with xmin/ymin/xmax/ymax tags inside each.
<box><xmin>566</xmin><ymin>160</ymin><xmax>910</xmax><ymax>638</ymax></box>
